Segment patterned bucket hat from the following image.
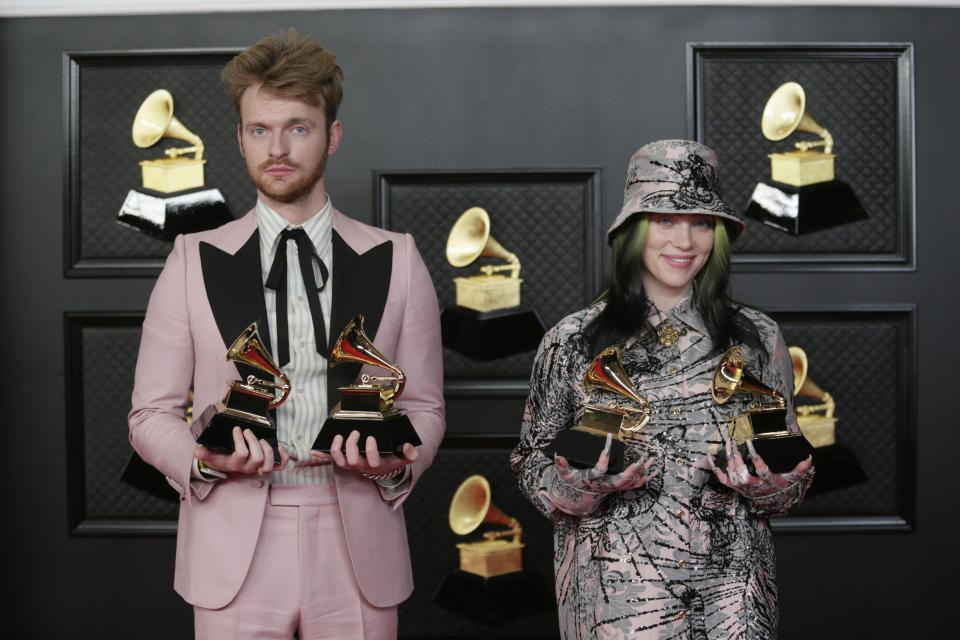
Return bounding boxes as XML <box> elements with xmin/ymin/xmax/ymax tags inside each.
<box><xmin>606</xmin><ymin>139</ymin><xmax>745</xmax><ymax>245</ymax></box>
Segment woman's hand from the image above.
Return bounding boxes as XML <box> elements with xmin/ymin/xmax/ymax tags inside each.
<box><xmin>555</xmin><ymin>433</ymin><xmax>657</xmax><ymax>494</ymax></box>
<box><xmin>709</xmin><ymin>437</ymin><xmax>812</xmax><ymax>499</ymax></box>
<box><xmin>545</xmin><ymin>434</ymin><xmax>657</xmax><ymax>516</ymax></box>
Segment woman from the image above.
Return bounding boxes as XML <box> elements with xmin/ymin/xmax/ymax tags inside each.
<box><xmin>511</xmin><ymin>140</ymin><xmax>814</xmax><ymax>639</ymax></box>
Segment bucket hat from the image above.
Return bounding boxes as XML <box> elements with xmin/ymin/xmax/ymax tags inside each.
<box><xmin>606</xmin><ymin>139</ymin><xmax>745</xmax><ymax>245</ymax></box>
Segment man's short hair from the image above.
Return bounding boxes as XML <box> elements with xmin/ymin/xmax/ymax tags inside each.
<box><xmin>221</xmin><ymin>28</ymin><xmax>344</xmax><ymax>130</ymax></box>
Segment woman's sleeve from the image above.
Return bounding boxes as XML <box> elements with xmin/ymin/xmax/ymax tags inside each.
<box><xmin>510</xmin><ymin>324</ymin><xmax>582</xmax><ymax>520</ymax></box>
<box><xmin>744</xmin><ymin>319</ymin><xmax>815</xmax><ymax>517</ymax></box>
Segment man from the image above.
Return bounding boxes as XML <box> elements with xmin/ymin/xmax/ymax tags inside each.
<box><xmin>128</xmin><ymin>29</ymin><xmax>444</xmax><ymax>639</ymax></box>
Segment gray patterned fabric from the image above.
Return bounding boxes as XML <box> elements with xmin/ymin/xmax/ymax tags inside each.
<box><xmin>511</xmin><ymin>294</ymin><xmax>813</xmax><ymax>639</ymax></box>
<box><xmin>607</xmin><ymin>139</ymin><xmax>745</xmax><ymax>245</ymax></box>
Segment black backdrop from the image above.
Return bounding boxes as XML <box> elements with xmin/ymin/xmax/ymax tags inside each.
<box><xmin>1</xmin><ymin>5</ymin><xmax>957</xmax><ymax>638</ymax></box>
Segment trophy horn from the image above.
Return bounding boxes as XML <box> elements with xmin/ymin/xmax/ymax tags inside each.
<box><xmin>583</xmin><ymin>345</ymin><xmax>651</xmax><ymax>432</ymax></box>
<box><xmin>445</xmin><ymin>207</ymin><xmax>520</xmax><ymax>277</ymax></box>
<box><xmin>226</xmin><ymin>323</ymin><xmax>291</xmax><ymax>409</ymax></box>
<box><xmin>331</xmin><ymin>315</ymin><xmax>406</xmax><ymax>402</ymax></box>
<box><xmin>761</xmin><ymin>81</ymin><xmax>833</xmax><ymax>154</ymax></box>
<box><xmin>789</xmin><ymin>346</ymin><xmax>835</xmax><ymax>414</ymax></box>
<box><xmin>131</xmin><ymin>89</ymin><xmax>205</xmax><ymax>160</ymax></box>
<box><xmin>711</xmin><ymin>345</ymin><xmax>784</xmax><ymax>407</ymax></box>
<box><xmin>449</xmin><ymin>475</ymin><xmax>521</xmax><ymax>542</ymax></box>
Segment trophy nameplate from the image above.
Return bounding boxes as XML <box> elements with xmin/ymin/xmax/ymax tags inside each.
<box><xmin>711</xmin><ymin>345</ymin><xmax>813</xmax><ymax>474</ymax></box>
<box><xmin>311</xmin><ymin>315</ymin><xmax>421</xmax><ymax>455</ymax></box>
<box><xmin>196</xmin><ymin>322</ymin><xmax>290</xmax><ymax>465</ymax></box>
<box><xmin>543</xmin><ymin>345</ymin><xmax>651</xmax><ymax>475</ymax></box>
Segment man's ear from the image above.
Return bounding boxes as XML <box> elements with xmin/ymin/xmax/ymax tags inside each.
<box><xmin>327</xmin><ymin>120</ymin><xmax>343</xmax><ymax>155</ymax></box>
<box><xmin>236</xmin><ymin>122</ymin><xmax>244</xmax><ymax>158</ymax></box>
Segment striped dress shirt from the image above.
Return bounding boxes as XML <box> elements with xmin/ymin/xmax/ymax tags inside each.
<box><xmin>256</xmin><ymin>197</ymin><xmax>334</xmax><ymax>486</ymax></box>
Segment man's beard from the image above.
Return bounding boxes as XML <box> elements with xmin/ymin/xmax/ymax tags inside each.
<box><xmin>250</xmin><ymin>151</ymin><xmax>328</xmax><ymax>205</ymax></box>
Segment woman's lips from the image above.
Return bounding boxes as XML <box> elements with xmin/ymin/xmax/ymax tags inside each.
<box><xmin>663</xmin><ymin>255</ymin><xmax>695</xmax><ymax>267</ymax></box>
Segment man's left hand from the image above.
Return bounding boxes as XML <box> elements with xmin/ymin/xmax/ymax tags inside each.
<box><xmin>310</xmin><ymin>430</ymin><xmax>417</xmax><ymax>478</ymax></box>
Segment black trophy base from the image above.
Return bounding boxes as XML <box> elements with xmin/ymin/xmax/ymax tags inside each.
<box><xmin>434</xmin><ymin>570</ymin><xmax>553</xmax><ymax>624</ymax></box>
<box><xmin>117</xmin><ymin>187</ymin><xmax>234</xmax><ymax>241</ymax></box>
<box><xmin>806</xmin><ymin>443</ymin><xmax>869</xmax><ymax>496</ymax></box>
<box><xmin>120</xmin><ymin>451</ymin><xmax>179</xmax><ymax>503</ymax></box>
<box><xmin>441</xmin><ymin>305</ymin><xmax>546</xmax><ymax>360</ymax></box>
<box><xmin>311</xmin><ymin>414</ymin><xmax>421</xmax><ymax>454</ymax></box>
<box><xmin>543</xmin><ymin>428</ymin><xmax>627</xmax><ymax>474</ymax></box>
<box><xmin>714</xmin><ymin>432</ymin><xmax>815</xmax><ymax>475</ymax></box>
<box><xmin>745</xmin><ymin>179</ymin><xmax>868</xmax><ymax>235</ymax></box>
<box><xmin>196</xmin><ymin>412</ymin><xmax>281</xmax><ymax>464</ymax></box>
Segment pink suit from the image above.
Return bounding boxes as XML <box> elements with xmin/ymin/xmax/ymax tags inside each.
<box><xmin>128</xmin><ymin>208</ymin><xmax>445</xmax><ymax>610</ymax></box>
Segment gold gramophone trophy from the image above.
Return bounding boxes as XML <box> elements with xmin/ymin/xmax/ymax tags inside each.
<box><xmin>449</xmin><ymin>475</ymin><xmax>524</xmax><ymax>578</ymax></box>
<box><xmin>544</xmin><ymin>345</ymin><xmax>651</xmax><ymax>474</ymax></box>
<box><xmin>789</xmin><ymin>346</ymin><xmax>837</xmax><ymax>448</ymax></box>
<box><xmin>195</xmin><ymin>322</ymin><xmax>291</xmax><ymax>463</ymax></box>
<box><xmin>311</xmin><ymin>315</ymin><xmax>422</xmax><ymax>454</ymax></box>
<box><xmin>711</xmin><ymin>345</ymin><xmax>813</xmax><ymax>473</ymax></box>
<box><xmin>440</xmin><ymin>206</ymin><xmax>546</xmax><ymax>360</ymax></box>
<box><xmin>117</xmin><ymin>88</ymin><xmax>232</xmax><ymax>241</ymax></box>
<box><xmin>745</xmin><ymin>81</ymin><xmax>867</xmax><ymax>234</ymax></box>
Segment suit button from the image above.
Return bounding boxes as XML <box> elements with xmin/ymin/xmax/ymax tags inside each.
<box><xmin>677</xmin><ymin>559</ymin><xmax>687</xmax><ymax>568</ymax></box>
<box><xmin>678</xmin><ymin>611</ymin><xmax>687</xmax><ymax>620</ymax></box>
<box><xmin>672</xmin><ymin>407</ymin><xmax>682</xmax><ymax>416</ymax></box>
<box><xmin>669</xmin><ymin>366</ymin><xmax>679</xmax><ymax>375</ymax></box>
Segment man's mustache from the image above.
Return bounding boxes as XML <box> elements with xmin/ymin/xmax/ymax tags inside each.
<box><xmin>259</xmin><ymin>158</ymin><xmax>301</xmax><ymax>170</ymax></box>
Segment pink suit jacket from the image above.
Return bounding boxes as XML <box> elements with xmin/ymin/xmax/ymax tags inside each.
<box><xmin>128</xmin><ymin>208</ymin><xmax>445</xmax><ymax>610</ymax></box>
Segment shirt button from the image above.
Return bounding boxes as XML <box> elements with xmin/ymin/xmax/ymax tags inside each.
<box><xmin>296</xmin><ymin>434</ymin><xmax>303</xmax><ymax>441</ymax></box>
<box><xmin>678</xmin><ymin>611</ymin><xmax>687</xmax><ymax>619</ymax></box>
<box><xmin>669</xmin><ymin>366</ymin><xmax>679</xmax><ymax>375</ymax></box>
<box><xmin>677</xmin><ymin>559</ymin><xmax>687</xmax><ymax>568</ymax></box>
<box><xmin>297</xmin><ymin>387</ymin><xmax>304</xmax><ymax>393</ymax></box>
<box><xmin>672</xmin><ymin>407</ymin><xmax>682</xmax><ymax>416</ymax></box>
<box><xmin>676</xmin><ymin>510</ymin><xmax>685</xmax><ymax>518</ymax></box>
<box><xmin>298</xmin><ymin>295</ymin><xmax>304</xmax><ymax>302</ymax></box>
<box><xmin>299</xmin><ymin>340</ymin><xmax>306</xmax><ymax>348</ymax></box>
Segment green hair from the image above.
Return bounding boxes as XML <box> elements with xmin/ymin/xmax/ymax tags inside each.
<box><xmin>586</xmin><ymin>214</ymin><xmax>747</xmax><ymax>354</ymax></box>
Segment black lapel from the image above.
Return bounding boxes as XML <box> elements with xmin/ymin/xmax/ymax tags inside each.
<box><xmin>326</xmin><ymin>230</ymin><xmax>393</xmax><ymax>403</ymax></box>
<box><xmin>199</xmin><ymin>230</ymin><xmax>272</xmax><ymax>383</ymax></box>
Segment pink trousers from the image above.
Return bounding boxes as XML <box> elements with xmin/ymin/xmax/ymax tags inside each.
<box><xmin>194</xmin><ymin>484</ymin><xmax>398</xmax><ymax>639</ymax></box>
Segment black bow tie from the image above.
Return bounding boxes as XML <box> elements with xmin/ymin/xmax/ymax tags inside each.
<box><xmin>264</xmin><ymin>228</ymin><xmax>329</xmax><ymax>367</ymax></box>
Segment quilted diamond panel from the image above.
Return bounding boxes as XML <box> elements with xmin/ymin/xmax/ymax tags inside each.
<box><xmin>69</xmin><ymin>52</ymin><xmax>256</xmax><ymax>272</ymax></box>
<box><xmin>692</xmin><ymin>46</ymin><xmax>913</xmax><ymax>265</ymax></box>
<box><xmin>398</xmin><ymin>445</ymin><xmax>560</xmax><ymax>638</ymax></box>
<box><xmin>772</xmin><ymin>309</ymin><xmax>914</xmax><ymax>522</ymax></box>
<box><xmin>381</xmin><ymin>172</ymin><xmax>601</xmax><ymax>381</ymax></box>
<box><xmin>72</xmin><ymin>316</ymin><xmax>178</xmax><ymax>522</ymax></box>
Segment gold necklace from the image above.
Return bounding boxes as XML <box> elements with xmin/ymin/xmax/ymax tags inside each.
<box><xmin>656</xmin><ymin>319</ymin><xmax>685</xmax><ymax>347</ymax></box>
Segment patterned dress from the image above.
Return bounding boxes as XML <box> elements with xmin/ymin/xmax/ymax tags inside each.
<box><xmin>511</xmin><ymin>295</ymin><xmax>813</xmax><ymax>639</ymax></box>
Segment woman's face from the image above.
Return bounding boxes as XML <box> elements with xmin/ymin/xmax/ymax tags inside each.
<box><xmin>641</xmin><ymin>213</ymin><xmax>715</xmax><ymax>309</ymax></box>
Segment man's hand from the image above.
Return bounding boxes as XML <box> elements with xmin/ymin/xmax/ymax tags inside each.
<box><xmin>195</xmin><ymin>426</ymin><xmax>290</xmax><ymax>476</ymax></box>
<box><xmin>310</xmin><ymin>430</ymin><xmax>417</xmax><ymax>478</ymax></box>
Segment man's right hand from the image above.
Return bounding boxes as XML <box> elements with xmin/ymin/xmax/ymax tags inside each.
<box><xmin>194</xmin><ymin>426</ymin><xmax>290</xmax><ymax>476</ymax></box>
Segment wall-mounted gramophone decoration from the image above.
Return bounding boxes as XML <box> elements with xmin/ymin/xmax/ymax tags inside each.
<box><xmin>439</xmin><ymin>207</ymin><xmax>546</xmax><ymax>360</ymax></box>
<box><xmin>789</xmin><ymin>346</ymin><xmax>867</xmax><ymax>495</ymax></box>
<box><xmin>117</xmin><ymin>89</ymin><xmax>232</xmax><ymax>241</ymax></box>
<box><xmin>448</xmin><ymin>475</ymin><xmax>524</xmax><ymax>578</ymax></box>
<box><xmin>434</xmin><ymin>474</ymin><xmax>552</xmax><ymax>622</ymax></box>
<box><xmin>745</xmin><ymin>81</ymin><xmax>867</xmax><ymax>235</ymax></box>
<box><xmin>195</xmin><ymin>322</ymin><xmax>290</xmax><ymax>464</ymax></box>
<box><xmin>311</xmin><ymin>315</ymin><xmax>421</xmax><ymax>454</ymax></box>
<box><xmin>544</xmin><ymin>345</ymin><xmax>651</xmax><ymax>474</ymax></box>
<box><xmin>711</xmin><ymin>345</ymin><xmax>813</xmax><ymax>473</ymax></box>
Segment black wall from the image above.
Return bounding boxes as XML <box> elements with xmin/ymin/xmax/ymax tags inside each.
<box><xmin>2</xmin><ymin>6</ymin><xmax>957</xmax><ymax>638</ymax></box>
